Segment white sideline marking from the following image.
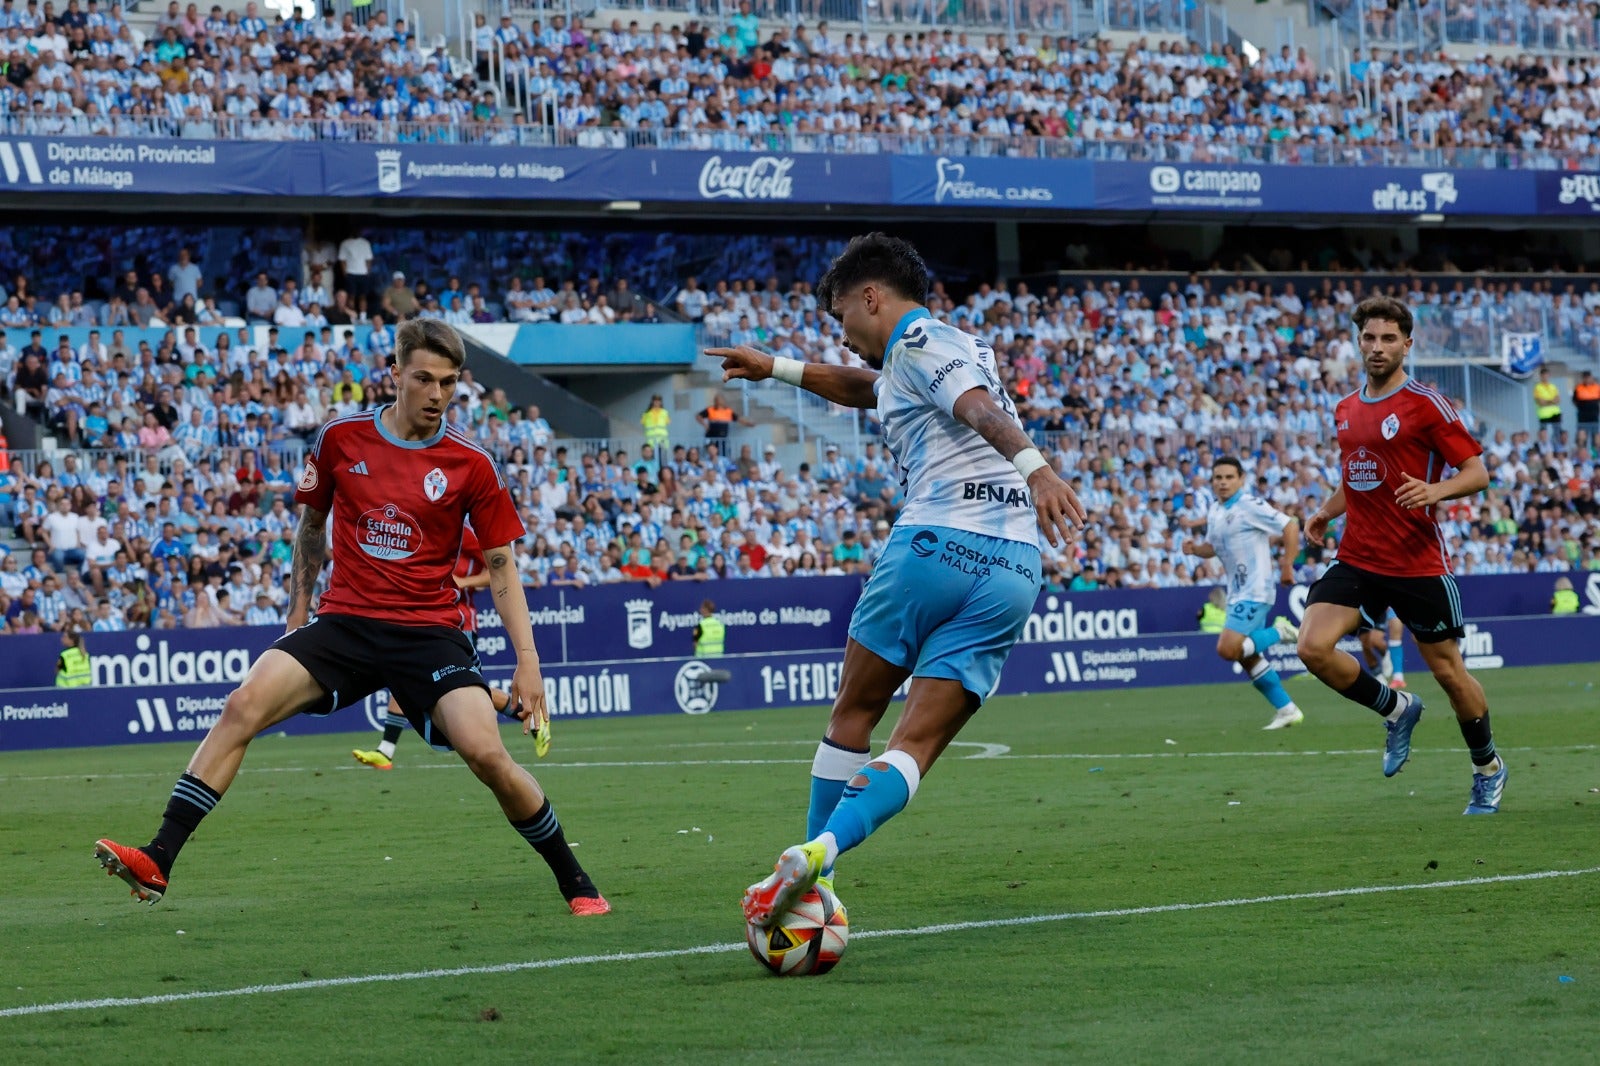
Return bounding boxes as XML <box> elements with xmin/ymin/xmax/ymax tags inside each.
<box><xmin>3</xmin><ymin>865</ymin><xmax>1596</xmax><ymax>1019</ymax></box>
<box><xmin>0</xmin><ymin>742</ymin><xmax>1592</xmax><ymax>784</ymax></box>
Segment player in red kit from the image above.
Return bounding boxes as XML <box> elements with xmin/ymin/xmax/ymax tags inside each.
<box><xmin>350</xmin><ymin>524</ymin><xmax>542</xmax><ymax>769</ymax></box>
<box><xmin>94</xmin><ymin>320</ymin><xmax>610</xmax><ymax>914</ymax></box>
<box><xmin>1297</xmin><ymin>296</ymin><xmax>1507</xmax><ymax>814</ymax></box>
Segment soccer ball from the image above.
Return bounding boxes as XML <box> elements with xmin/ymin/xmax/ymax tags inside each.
<box><xmin>746</xmin><ymin>884</ymin><xmax>849</xmax><ymax>976</ymax></box>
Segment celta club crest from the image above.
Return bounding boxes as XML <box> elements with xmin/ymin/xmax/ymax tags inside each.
<box><xmin>624</xmin><ymin>598</ymin><xmax>653</xmax><ymax>650</ymax></box>
<box><xmin>423</xmin><ymin>467</ymin><xmax>448</xmax><ymax>501</ymax></box>
<box><xmin>376</xmin><ymin>149</ymin><xmax>402</xmax><ymax>194</ymax></box>
<box><xmin>1381</xmin><ymin>413</ymin><xmax>1400</xmax><ymax>440</ymax></box>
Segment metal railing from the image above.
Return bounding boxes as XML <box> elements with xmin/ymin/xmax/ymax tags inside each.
<box><xmin>487</xmin><ymin>0</ymin><xmax>1172</xmax><ymax>35</ymax></box>
<box><xmin>15</xmin><ymin>111</ymin><xmax>1592</xmax><ymax>171</ymax></box>
<box><xmin>1317</xmin><ymin>0</ymin><xmax>1600</xmax><ymax>57</ymax></box>
<box><xmin>1410</xmin><ymin>361</ymin><xmax>1534</xmax><ymax>435</ymax></box>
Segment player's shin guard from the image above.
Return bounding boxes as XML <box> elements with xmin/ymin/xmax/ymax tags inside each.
<box><xmin>807</xmin><ymin>737</ymin><xmax>870</xmax><ymax>844</ymax></box>
<box><xmin>821</xmin><ymin>749</ymin><xmax>921</xmax><ymax>859</ymax></box>
<box><xmin>148</xmin><ymin>772</ymin><xmax>222</xmax><ymax>876</ymax></box>
<box><xmin>1337</xmin><ymin>667</ymin><xmax>1399</xmax><ymax>717</ymax></box>
<box><xmin>1247</xmin><ymin>659</ymin><xmax>1293</xmax><ymax>710</ymax></box>
<box><xmin>1459</xmin><ymin>712</ymin><xmax>1499</xmax><ymax>771</ymax></box>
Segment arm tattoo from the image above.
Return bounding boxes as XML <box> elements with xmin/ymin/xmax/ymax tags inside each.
<box><xmin>289</xmin><ymin>509</ymin><xmax>328</xmax><ymax>616</ymax></box>
<box><xmin>965</xmin><ymin>402</ymin><xmax>1030</xmax><ymax>459</ymax></box>
<box><xmin>487</xmin><ymin>549</ymin><xmax>513</xmax><ymax>602</ymax></box>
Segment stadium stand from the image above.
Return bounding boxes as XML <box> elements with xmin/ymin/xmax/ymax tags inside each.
<box><xmin>1</xmin><ymin>0</ymin><xmax>1600</xmax><ymax>168</ymax></box>
<box><xmin>3</xmin><ymin>224</ymin><xmax>1599</xmax><ymax>635</ymax></box>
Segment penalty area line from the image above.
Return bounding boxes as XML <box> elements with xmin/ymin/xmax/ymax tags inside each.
<box><xmin>4</xmin><ymin>865</ymin><xmax>1597</xmax><ymax>1019</ymax></box>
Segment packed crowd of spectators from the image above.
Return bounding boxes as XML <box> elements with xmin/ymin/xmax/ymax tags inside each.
<box><xmin>0</xmin><ymin>226</ymin><xmax>854</xmax><ymax>337</ymax></box>
<box><xmin>4</xmin><ymin>0</ymin><xmax>1600</xmax><ymax>164</ymax></box>
<box><xmin>3</xmin><ymin>252</ymin><xmax>1599</xmax><ymax>636</ymax></box>
<box><xmin>0</xmin><ymin>0</ymin><xmax>504</xmax><ymax>140</ymax></box>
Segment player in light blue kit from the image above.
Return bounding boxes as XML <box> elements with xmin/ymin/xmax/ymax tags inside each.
<box><xmin>707</xmin><ymin>233</ymin><xmax>1087</xmax><ymax>928</ymax></box>
<box><xmin>1182</xmin><ymin>457</ymin><xmax>1305</xmax><ymax>730</ymax></box>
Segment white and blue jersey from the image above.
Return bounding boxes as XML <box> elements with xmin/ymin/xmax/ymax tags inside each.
<box><xmin>1204</xmin><ymin>491</ymin><xmax>1291</xmax><ymax>633</ymax></box>
<box><xmin>873</xmin><ymin>310</ymin><xmax>1039</xmax><ymax>549</ymax></box>
<box><xmin>849</xmin><ymin>308</ymin><xmax>1042</xmax><ymax>702</ymax></box>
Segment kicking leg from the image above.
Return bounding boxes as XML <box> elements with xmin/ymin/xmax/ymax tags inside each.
<box><xmin>745</xmin><ymin>673</ymin><xmax>974</xmax><ymax>928</ymax></box>
<box><xmin>807</xmin><ymin>639</ymin><xmax>909</xmax><ymax>851</ymax></box>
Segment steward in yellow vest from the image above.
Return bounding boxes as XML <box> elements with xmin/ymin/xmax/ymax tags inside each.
<box><xmin>1552</xmin><ymin>577</ymin><xmax>1579</xmax><ymax>615</ymax></box>
<box><xmin>56</xmin><ymin>631</ymin><xmax>92</xmax><ymax>687</ymax></box>
<box><xmin>693</xmin><ymin>600</ymin><xmax>725</xmax><ymax>657</ymax></box>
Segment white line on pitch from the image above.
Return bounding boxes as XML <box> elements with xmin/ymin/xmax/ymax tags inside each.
<box><xmin>4</xmin><ymin>865</ymin><xmax>1595</xmax><ymax>1019</ymax></box>
<box><xmin>0</xmin><ymin>742</ymin><xmax>1591</xmax><ymax>784</ymax></box>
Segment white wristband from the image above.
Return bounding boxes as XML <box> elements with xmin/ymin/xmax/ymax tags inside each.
<box><xmin>771</xmin><ymin>356</ymin><xmax>805</xmax><ymax>386</ymax></box>
<box><xmin>1012</xmin><ymin>447</ymin><xmax>1048</xmax><ymax>480</ymax></box>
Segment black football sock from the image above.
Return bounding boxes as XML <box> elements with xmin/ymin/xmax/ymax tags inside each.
<box><xmin>147</xmin><ymin>772</ymin><xmax>222</xmax><ymax>876</ymax></box>
<box><xmin>510</xmin><ymin>799</ymin><xmax>599</xmax><ymax>901</ymax></box>
<box><xmin>1337</xmin><ymin>669</ymin><xmax>1399</xmax><ymax>718</ymax></box>
<box><xmin>1459</xmin><ymin>713</ymin><xmax>1499</xmax><ymax>770</ymax></box>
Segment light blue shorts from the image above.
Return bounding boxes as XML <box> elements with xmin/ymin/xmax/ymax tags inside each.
<box><xmin>848</xmin><ymin>524</ymin><xmax>1042</xmax><ymax>703</ymax></box>
<box><xmin>1224</xmin><ymin>599</ymin><xmax>1272</xmax><ymax>635</ymax></box>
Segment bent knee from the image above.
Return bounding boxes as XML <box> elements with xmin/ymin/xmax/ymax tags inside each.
<box><xmin>1296</xmin><ymin>632</ymin><xmax>1336</xmax><ymax>664</ymax></box>
<box><xmin>458</xmin><ymin>744</ymin><xmax>516</xmax><ymax>780</ymax></box>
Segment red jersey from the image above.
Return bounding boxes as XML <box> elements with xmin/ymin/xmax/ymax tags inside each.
<box><xmin>294</xmin><ymin>409</ymin><xmax>524</xmax><ymax>628</ymax></box>
<box><xmin>1333</xmin><ymin>378</ymin><xmax>1482</xmax><ymax>577</ymax></box>
<box><xmin>454</xmin><ymin>525</ymin><xmax>484</xmax><ymax>633</ymax></box>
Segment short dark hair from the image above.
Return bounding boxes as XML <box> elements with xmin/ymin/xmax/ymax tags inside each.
<box><xmin>395</xmin><ymin>319</ymin><xmax>465</xmax><ymax>369</ymax></box>
<box><xmin>1352</xmin><ymin>295</ymin><xmax>1413</xmax><ymax>338</ymax></box>
<box><xmin>1212</xmin><ymin>456</ymin><xmax>1244</xmax><ymax>476</ymax></box>
<box><xmin>816</xmin><ymin>232</ymin><xmax>930</xmax><ymax>317</ymax></box>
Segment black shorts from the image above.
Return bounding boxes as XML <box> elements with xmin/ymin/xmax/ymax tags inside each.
<box><xmin>1305</xmin><ymin>561</ymin><xmax>1466</xmax><ymax>644</ymax></box>
<box><xmin>274</xmin><ymin>613</ymin><xmax>487</xmax><ymax>750</ymax></box>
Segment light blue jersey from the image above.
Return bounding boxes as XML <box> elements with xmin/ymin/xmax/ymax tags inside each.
<box><xmin>1204</xmin><ymin>491</ymin><xmax>1292</xmax><ymax>607</ymax></box>
<box><xmin>874</xmin><ymin>310</ymin><xmax>1039</xmax><ymax>550</ymax></box>
<box><xmin>850</xmin><ymin>309</ymin><xmax>1042</xmax><ymax>702</ymax></box>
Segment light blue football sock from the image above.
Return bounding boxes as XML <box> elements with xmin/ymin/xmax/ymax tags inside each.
<box><xmin>1248</xmin><ymin>658</ymin><xmax>1294</xmax><ymax>710</ymax></box>
<box><xmin>1389</xmin><ymin>643</ymin><xmax>1404</xmax><ymax>677</ymax></box>
<box><xmin>821</xmin><ymin>750</ymin><xmax>921</xmax><ymax>858</ymax></box>
<box><xmin>808</xmin><ymin>738</ymin><xmax>869</xmax><ymax>876</ymax></box>
<box><xmin>1242</xmin><ymin>626</ymin><xmax>1281</xmax><ymax>659</ymax></box>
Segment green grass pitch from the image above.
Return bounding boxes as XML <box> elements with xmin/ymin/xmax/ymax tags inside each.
<box><xmin>2</xmin><ymin>663</ymin><xmax>1596</xmax><ymax>1064</ymax></box>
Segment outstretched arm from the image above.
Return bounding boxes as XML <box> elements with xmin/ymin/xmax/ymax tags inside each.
<box><xmin>705</xmin><ymin>345</ymin><xmax>880</xmax><ymax>410</ymax></box>
<box><xmin>1182</xmin><ymin>539</ymin><xmax>1217</xmax><ymax>559</ymax></box>
<box><xmin>284</xmin><ymin>505</ymin><xmax>328</xmax><ymax>631</ymax></box>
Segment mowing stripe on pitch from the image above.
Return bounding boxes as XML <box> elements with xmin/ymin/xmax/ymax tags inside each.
<box><xmin>5</xmin><ymin>865</ymin><xmax>1597</xmax><ymax>1019</ymax></box>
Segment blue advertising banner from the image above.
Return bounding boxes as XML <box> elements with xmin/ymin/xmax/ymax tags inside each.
<box><xmin>1</xmin><ymin>571</ymin><xmax>1592</xmax><ymax>690</ymax></box>
<box><xmin>1093</xmin><ymin>161</ymin><xmax>1535</xmax><ymax>216</ymax></box>
<box><xmin>0</xmin><ymin>137</ymin><xmax>1580</xmax><ymax>220</ymax></box>
<box><xmin>1534</xmin><ymin>171</ymin><xmax>1600</xmax><ymax>215</ymax></box>
<box><xmin>890</xmin><ymin>155</ymin><xmax>1093</xmax><ymax>209</ymax></box>
<box><xmin>318</xmin><ymin>144</ymin><xmax>891</xmax><ymax>205</ymax></box>
<box><xmin>0</xmin><ymin>136</ymin><xmax>318</xmax><ymax>195</ymax></box>
<box><xmin>2</xmin><ymin>614</ymin><xmax>1595</xmax><ymax>752</ymax></box>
